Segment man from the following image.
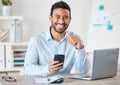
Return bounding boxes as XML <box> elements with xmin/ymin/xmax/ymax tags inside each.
<box><xmin>23</xmin><ymin>1</ymin><xmax>90</xmax><ymax>76</ymax></box>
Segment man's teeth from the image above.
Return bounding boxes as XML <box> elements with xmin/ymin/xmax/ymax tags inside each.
<box><xmin>57</xmin><ymin>24</ymin><xmax>64</xmax><ymax>27</ymax></box>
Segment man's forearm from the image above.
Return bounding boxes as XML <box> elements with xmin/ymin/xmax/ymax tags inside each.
<box><xmin>23</xmin><ymin>64</ymin><xmax>51</xmax><ymax>76</ymax></box>
<box><xmin>75</xmin><ymin>48</ymin><xmax>90</xmax><ymax>73</ymax></box>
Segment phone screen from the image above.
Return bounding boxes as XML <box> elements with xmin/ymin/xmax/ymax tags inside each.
<box><xmin>54</xmin><ymin>54</ymin><xmax>65</xmax><ymax>63</ymax></box>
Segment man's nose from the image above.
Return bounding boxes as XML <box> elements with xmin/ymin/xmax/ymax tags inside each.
<box><xmin>58</xmin><ymin>18</ymin><xmax>65</xmax><ymax>24</ymax></box>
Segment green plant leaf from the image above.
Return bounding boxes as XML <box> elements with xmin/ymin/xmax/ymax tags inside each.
<box><xmin>1</xmin><ymin>0</ymin><xmax>12</xmax><ymax>6</ymax></box>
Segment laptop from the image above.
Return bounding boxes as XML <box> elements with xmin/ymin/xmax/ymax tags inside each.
<box><xmin>70</xmin><ymin>48</ymin><xmax>119</xmax><ymax>80</ymax></box>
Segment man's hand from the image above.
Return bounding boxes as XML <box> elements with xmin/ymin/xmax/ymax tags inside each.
<box><xmin>67</xmin><ymin>34</ymin><xmax>84</xmax><ymax>50</ymax></box>
<box><xmin>49</xmin><ymin>61</ymin><xmax>63</xmax><ymax>74</ymax></box>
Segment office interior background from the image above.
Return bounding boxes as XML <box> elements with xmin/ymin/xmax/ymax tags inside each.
<box><xmin>0</xmin><ymin>0</ymin><xmax>120</xmax><ymax>75</ymax></box>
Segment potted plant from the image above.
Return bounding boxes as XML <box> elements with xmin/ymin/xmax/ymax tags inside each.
<box><xmin>1</xmin><ymin>0</ymin><xmax>12</xmax><ymax>6</ymax></box>
<box><xmin>1</xmin><ymin>0</ymin><xmax>13</xmax><ymax>16</ymax></box>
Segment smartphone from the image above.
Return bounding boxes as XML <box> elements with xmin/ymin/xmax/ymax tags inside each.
<box><xmin>54</xmin><ymin>54</ymin><xmax>65</xmax><ymax>63</ymax></box>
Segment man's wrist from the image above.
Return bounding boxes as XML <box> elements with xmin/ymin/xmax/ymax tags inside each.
<box><xmin>75</xmin><ymin>43</ymin><xmax>84</xmax><ymax>50</ymax></box>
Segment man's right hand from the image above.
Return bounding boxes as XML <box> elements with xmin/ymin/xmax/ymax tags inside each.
<box><xmin>49</xmin><ymin>61</ymin><xmax>63</xmax><ymax>74</ymax></box>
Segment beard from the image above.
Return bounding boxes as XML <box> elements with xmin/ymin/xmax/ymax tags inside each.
<box><xmin>51</xmin><ymin>22</ymin><xmax>69</xmax><ymax>34</ymax></box>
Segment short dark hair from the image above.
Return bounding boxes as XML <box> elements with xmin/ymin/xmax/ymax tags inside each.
<box><xmin>50</xmin><ymin>1</ymin><xmax>71</xmax><ymax>17</ymax></box>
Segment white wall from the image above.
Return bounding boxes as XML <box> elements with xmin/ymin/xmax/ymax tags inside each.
<box><xmin>10</xmin><ymin>0</ymin><xmax>91</xmax><ymax>42</ymax></box>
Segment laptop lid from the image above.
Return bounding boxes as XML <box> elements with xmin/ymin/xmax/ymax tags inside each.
<box><xmin>91</xmin><ymin>48</ymin><xmax>119</xmax><ymax>80</ymax></box>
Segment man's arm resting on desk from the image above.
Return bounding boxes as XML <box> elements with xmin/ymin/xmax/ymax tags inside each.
<box><xmin>23</xmin><ymin>64</ymin><xmax>51</xmax><ymax>76</ymax></box>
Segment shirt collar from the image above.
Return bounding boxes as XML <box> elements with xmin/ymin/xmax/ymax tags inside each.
<box><xmin>45</xmin><ymin>28</ymin><xmax>69</xmax><ymax>41</ymax></box>
<box><xmin>46</xmin><ymin>28</ymin><xmax>52</xmax><ymax>41</ymax></box>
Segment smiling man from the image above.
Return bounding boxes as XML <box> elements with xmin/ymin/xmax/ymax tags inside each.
<box><xmin>23</xmin><ymin>1</ymin><xmax>90</xmax><ymax>76</ymax></box>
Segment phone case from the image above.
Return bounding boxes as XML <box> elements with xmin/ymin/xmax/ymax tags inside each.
<box><xmin>54</xmin><ymin>54</ymin><xmax>65</xmax><ymax>63</ymax></box>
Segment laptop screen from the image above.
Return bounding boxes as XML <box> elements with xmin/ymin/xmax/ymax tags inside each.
<box><xmin>91</xmin><ymin>48</ymin><xmax>119</xmax><ymax>79</ymax></box>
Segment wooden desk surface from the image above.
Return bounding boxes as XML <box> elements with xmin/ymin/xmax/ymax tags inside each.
<box><xmin>0</xmin><ymin>70</ymin><xmax>120</xmax><ymax>85</ymax></box>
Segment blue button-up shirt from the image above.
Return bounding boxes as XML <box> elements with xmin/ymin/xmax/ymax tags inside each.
<box><xmin>23</xmin><ymin>29</ymin><xmax>90</xmax><ymax>76</ymax></box>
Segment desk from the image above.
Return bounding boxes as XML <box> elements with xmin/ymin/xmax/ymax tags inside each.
<box><xmin>0</xmin><ymin>70</ymin><xmax>120</xmax><ymax>85</ymax></box>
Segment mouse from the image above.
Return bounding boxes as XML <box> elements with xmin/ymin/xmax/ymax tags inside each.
<box><xmin>34</xmin><ymin>74</ymin><xmax>64</xmax><ymax>84</ymax></box>
<box><xmin>47</xmin><ymin>75</ymin><xmax>64</xmax><ymax>83</ymax></box>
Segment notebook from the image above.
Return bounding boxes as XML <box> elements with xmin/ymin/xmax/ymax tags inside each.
<box><xmin>70</xmin><ymin>48</ymin><xmax>119</xmax><ymax>80</ymax></box>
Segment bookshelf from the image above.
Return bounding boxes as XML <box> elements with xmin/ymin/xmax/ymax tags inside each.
<box><xmin>0</xmin><ymin>16</ymin><xmax>26</xmax><ymax>75</ymax></box>
<box><xmin>0</xmin><ymin>42</ymin><xmax>27</xmax><ymax>75</ymax></box>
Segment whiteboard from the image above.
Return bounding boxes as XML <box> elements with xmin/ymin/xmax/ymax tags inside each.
<box><xmin>86</xmin><ymin>0</ymin><xmax>120</xmax><ymax>52</ymax></box>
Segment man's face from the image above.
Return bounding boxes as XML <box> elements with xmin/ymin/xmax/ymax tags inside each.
<box><xmin>49</xmin><ymin>8</ymin><xmax>71</xmax><ymax>34</ymax></box>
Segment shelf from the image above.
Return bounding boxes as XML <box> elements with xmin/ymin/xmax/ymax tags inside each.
<box><xmin>0</xmin><ymin>42</ymin><xmax>28</xmax><ymax>45</ymax></box>
<box><xmin>0</xmin><ymin>16</ymin><xmax>23</xmax><ymax>21</ymax></box>
<box><xmin>0</xmin><ymin>68</ymin><xmax>21</xmax><ymax>72</ymax></box>
<box><xmin>0</xmin><ymin>16</ymin><xmax>25</xmax><ymax>75</ymax></box>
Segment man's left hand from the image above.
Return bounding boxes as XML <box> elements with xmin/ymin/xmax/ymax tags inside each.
<box><xmin>67</xmin><ymin>34</ymin><xmax>84</xmax><ymax>50</ymax></box>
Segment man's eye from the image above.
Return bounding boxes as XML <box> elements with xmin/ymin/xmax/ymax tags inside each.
<box><xmin>53</xmin><ymin>15</ymin><xmax>69</xmax><ymax>19</ymax></box>
<box><xmin>64</xmin><ymin>16</ymin><xmax>69</xmax><ymax>19</ymax></box>
<box><xmin>55</xmin><ymin>16</ymin><xmax>60</xmax><ymax>18</ymax></box>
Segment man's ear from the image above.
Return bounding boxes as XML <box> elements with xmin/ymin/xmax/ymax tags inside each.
<box><xmin>49</xmin><ymin>16</ymin><xmax>52</xmax><ymax>21</ymax></box>
<box><xmin>70</xmin><ymin>17</ymin><xmax>71</xmax><ymax>22</ymax></box>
